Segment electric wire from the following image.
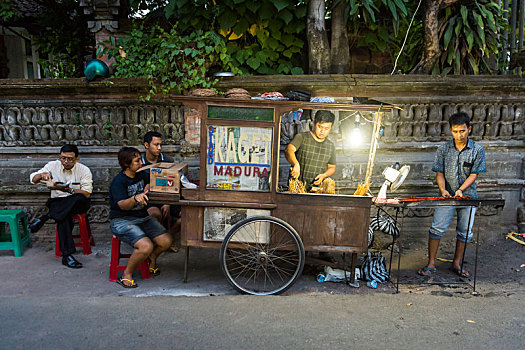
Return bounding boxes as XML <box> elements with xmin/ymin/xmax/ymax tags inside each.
<box><xmin>391</xmin><ymin>0</ymin><xmax>423</xmax><ymax>75</ymax></box>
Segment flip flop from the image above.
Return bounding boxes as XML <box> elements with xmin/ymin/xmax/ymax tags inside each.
<box><xmin>148</xmin><ymin>257</ymin><xmax>160</xmax><ymax>277</ymax></box>
<box><xmin>149</xmin><ymin>266</ymin><xmax>160</xmax><ymax>277</ymax></box>
<box><xmin>117</xmin><ymin>278</ymin><xmax>138</xmax><ymax>288</ymax></box>
<box><xmin>449</xmin><ymin>266</ymin><xmax>470</xmax><ymax>278</ymax></box>
<box><xmin>417</xmin><ymin>267</ymin><xmax>436</xmax><ymax>276</ymax></box>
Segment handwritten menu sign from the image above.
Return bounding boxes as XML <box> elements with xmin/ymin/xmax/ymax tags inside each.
<box><xmin>207</xmin><ymin>126</ymin><xmax>272</xmax><ymax>191</ymax></box>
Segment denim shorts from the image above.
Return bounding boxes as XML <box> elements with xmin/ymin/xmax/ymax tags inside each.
<box><xmin>429</xmin><ymin>206</ymin><xmax>477</xmax><ymax>243</ymax></box>
<box><xmin>110</xmin><ymin>216</ymin><xmax>167</xmax><ymax>246</ymax></box>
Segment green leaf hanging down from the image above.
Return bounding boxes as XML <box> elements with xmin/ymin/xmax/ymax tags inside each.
<box><xmin>349</xmin><ymin>0</ymin><xmax>358</xmax><ymax>15</ymax></box>
<box><xmin>477</xmin><ymin>24</ymin><xmax>486</xmax><ymax>51</ymax></box>
<box><xmin>362</xmin><ymin>1</ymin><xmax>376</xmax><ymax>23</ymax></box>
<box><xmin>466</xmin><ymin>30</ymin><xmax>474</xmax><ymax>52</ymax></box>
<box><xmin>273</xmin><ymin>0</ymin><xmax>289</xmax><ymax>12</ymax></box>
<box><xmin>473</xmin><ymin>12</ymin><xmax>484</xmax><ymax>31</ymax></box>
<box><xmin>468</xmin><ymin>57</ymin><xmax>479</xmax><ymax>74</ymax></box>
<box><xmin>454</xmin><ymin>18</ymin><xmax>462</xmax><ymax>36</ymax></box>
<box><xmin>460</xmin><ymin>5</ymin><xmax>468</xmax><ymax>24</ymax></box>
<box><xmin>291</xmin><ymin>67</ymin><xmax>304</xmax><ymax>75</ymax></box>
<box><xmin>388</xmin><ymin>1</ymin><xmax>398</xmax><ymax>22</ymax></box>
<box><xmin>485</xmin><ymin>8</ymin><xmax>497</xmax><ymax>32</ymax></box>
<box><xmin>441</xmin><ymin>67</ymin><xmax>452</xmax><ymax>77</ymax></box>
<box><xmin>393</xmin><ymin>0</ymin><xmax>407</xmax><ymax>16</ymax></box>
<box><xmin>246</xmin><ymin>57</ymin><xmax>261</xmax><ymax>70</ymax></box>
<box><xmin>245</xmin><ymin>1</ymin><xmax>260</xmax><ymax>13</ymax></box>
<box><xmin>444</xmin><ymin>19</ymin><xmax>455</xmax><ymax>49</ymax></box>
<box><xmin>280</xmin><ymin>9</ymin><xmax>294</xmax><ymax>25</ymax></box>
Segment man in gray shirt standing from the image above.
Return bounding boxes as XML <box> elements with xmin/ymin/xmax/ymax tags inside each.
<box><xmin>418</xmin><ymin>112</ymin><xmax>486</xmax><ymax>278</ymax></box>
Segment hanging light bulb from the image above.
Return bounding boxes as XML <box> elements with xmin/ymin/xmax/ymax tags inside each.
<box><xmin>345</xmin><ymin>114</ymin><xmax>362</xmax><ymax>148</ymax></box>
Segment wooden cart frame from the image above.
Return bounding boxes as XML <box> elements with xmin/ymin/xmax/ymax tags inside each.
<box><xmin>152</xmin><ymin>96</ymin><xmax>394</xmax><ymax>295</ymax></box>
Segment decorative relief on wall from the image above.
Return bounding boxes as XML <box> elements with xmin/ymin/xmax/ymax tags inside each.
<box><xmin>0</xmin><ymin>103</ymin><xmax>184</xmax><ymax>146</ymax></box>
<box><xmin>382</xmin><ymin>103</ymin><xmax>524</xmax><ymax>143</ymax></box>
<box><xmin>278</xmin><ymin>103</ymin><xmax>524</xmax><ymax>145</ymax></box>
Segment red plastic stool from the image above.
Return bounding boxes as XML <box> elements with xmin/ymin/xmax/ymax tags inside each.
<box><xmin>55</xmin><ymin>213</ymin><xmax>95</xmax><ymax>257</ymax></box>
<box><xmin>109</xmin><ymin>235</ymin><xmax>151</xmax><ymax>282</ymax></box>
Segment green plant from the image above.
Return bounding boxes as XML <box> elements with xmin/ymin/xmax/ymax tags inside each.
<box><xmin>1</xmin><ymin>2</ymin><xmax>82</xmax><ymax>78</ymax></box>
<box><xmin>103</xmin><ymin>116</ymin><xmax>113</xmax><ymax>142</ymax></box>
<box><xmin>164</xmin><ymin>0</ymin><xmax>306</xmax><ymax>75</ymax></box>
<box><xmin>347</xmin><ymin>0</ymin><xmax>410</xmax><ymax>52</ymax></box>
<box><xmin>0</xmin><ymin>2</ymin><xmax>21</xmax><ymax>21</ymax></box>
<box><xmin>435</xmin><ymin>1</ymin><xmax>504</xmax><ymax>74</ymax></box>
<box><xmin>28</xmin><ymin>0</ymin><xmax>92</xmax><ymax>78</ymax></box>
<box><xmin>105</xmin><ymin>24</ymin><xmax>238</xmax><ymax>99</ymax></box>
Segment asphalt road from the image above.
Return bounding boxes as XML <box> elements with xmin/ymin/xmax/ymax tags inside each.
<box><xmin>1</xmin><ymin>241</ymin><xmax>524</xmax><ymax>349</ymax></box>
<box><xmin>1</xmin><ymin>293</ymin><xmax>524</xmax><ymax>349</ymax></box>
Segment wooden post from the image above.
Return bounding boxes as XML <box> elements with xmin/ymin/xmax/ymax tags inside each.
<box><xmin>511</xmin><ymin>0</ymin><xmax>518</xmax><ymax>73</ymax></box>
<box><xmin>354</xmin><ymin>110</ymin><xmax>383</xmax><ymax>195</ymax></box>
<box><xmin>519</xmin><ymin>0</ymin><xmax>524</xmax><ymax>73</ymax></box>
<box><xmin>364</xmin><ymin>111</ymin><xmax>383</xmax><ymax>187</ymax></box>
<box><xmin>502</xmin><ymin>0</ymin><xmax>510</xmax><ymax>72</ymax></box>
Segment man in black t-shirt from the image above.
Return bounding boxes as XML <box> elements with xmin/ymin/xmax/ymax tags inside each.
<box><xmin>141</xmin><ymin>131</ymin><xmax>181</xmax><ymax>253</ymax></box>
<box><xmin>109</xmin><ymin>147</ymin><xmax>173</xmax><ymax>288</ymax></box>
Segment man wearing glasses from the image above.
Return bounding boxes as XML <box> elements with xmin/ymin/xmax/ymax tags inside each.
<box><xmin>29</xmin><ymin>145</ymin><xmax>93</xmax><ymax>268</ymax></box>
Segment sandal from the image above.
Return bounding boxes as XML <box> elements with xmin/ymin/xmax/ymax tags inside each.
<box><xmin>417</xmin><ymin>267</ymin><xmax>436</xmax><ymax>276</ymax></box>
<box><xmin>449</xmin><ymin>266</ymin><xmax>470</xmax><ymax>278</ymax></box>
<box><xmin>148</xmin><ymin>257</ymin><xmax>160</xmax><ymax>277</ymax></box>
<box><xmin>149</xmin><ymin>266</ymin><xmax>160</xmax><ymax>277</ymax></box>
<box><xmin>117</xmin><ymin>278</ymin><xmax>138</xmax><ymax>288</ymax></box>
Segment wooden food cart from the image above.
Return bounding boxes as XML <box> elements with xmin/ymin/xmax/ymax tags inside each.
<box><xmin>151</xmin><ymin>96</ymin><xmax>393</xmax><ymax>295</ymax></box>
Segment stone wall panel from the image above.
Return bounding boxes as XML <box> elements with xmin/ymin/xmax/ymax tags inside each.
<box><xmin>0</xmin><ymin>78</ymin><xmax>522</xmax><ymax>242</ymax></box>
<box><xmin>0</xmin><ymin>102</ymin><xmax>184</xmax><ymax>147</ymax></box>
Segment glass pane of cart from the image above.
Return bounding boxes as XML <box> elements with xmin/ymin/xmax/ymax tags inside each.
<box><xmin>208</xmin><ymin>106</ymin><xmax>274</xmax><ymax>121</ymax></box>
<box><xmin>206</xmin><ymin>125</ymin><xmax>272</xmax><ymax>191</ymax></box>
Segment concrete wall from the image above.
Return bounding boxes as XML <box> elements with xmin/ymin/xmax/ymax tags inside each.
<box><xmin>0</xmin><ymin>76</ymin><xmax>523</xmax><ymax>243</ymax></box>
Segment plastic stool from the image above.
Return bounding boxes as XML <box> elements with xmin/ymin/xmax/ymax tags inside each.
<box><xmin>55</xmin><ymin>213</ymin><xmax>95</xmax><ymax>257</ymax></box>
<box><xmin>109</xmin><ymin>235</ymin><xmax>151</xmax><ymax>282</ymax></box>
<box><xmin>0</xmin><ymin>209</ymin><xmax>32</xmax><ymax>257</ymax></box>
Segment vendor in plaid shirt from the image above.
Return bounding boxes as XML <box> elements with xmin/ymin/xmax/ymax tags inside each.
<box><xmin>285</xmin><ymin>110</ymin><xmax>336</xmax><ymax>190</ymax></box>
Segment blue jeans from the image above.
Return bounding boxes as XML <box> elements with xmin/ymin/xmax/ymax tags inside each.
<box><xmin>110</xmin><ymin>216</ymin><xmax>166</xmax><ymax>246</ymax></box>
<box><xmin>429</xmin><ymin>206</ymin><xmax>477</xmax><ymax>243</ymax></box>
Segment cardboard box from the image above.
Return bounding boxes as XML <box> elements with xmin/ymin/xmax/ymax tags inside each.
<box><xmin>138</xmin><ymin>162</ymin><xmax>188</xmax><ymax>193</ymax></box>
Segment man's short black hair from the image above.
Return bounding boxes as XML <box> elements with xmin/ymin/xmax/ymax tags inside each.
<box><xmin>143</xmin><ymin>131</ymin><xmax>163</xmax><ymax>144</ymax></box>
<box><xmin>60</xmin><ymin>144</ymin><xmax>79</xmax><ymax>157</ymax></box>
<box><xmin>449</xmin><ymin>112</ymin><xmax>471</xmax><ymax>128</ymax></box>
<box><xmin>314</xmin><ymin>110</ymin><xmax>335</xmax><ymax>124</ymax></box>
<box><xmin>118</xmin><ymin>147</ymin><xmax>141</xmax><ymax>171</ymax></box>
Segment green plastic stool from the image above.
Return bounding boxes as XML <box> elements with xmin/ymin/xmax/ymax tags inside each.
<box><xmin>0</xmin><ymin>209</ymin><xmax>32</xmax><ymax>257</ymax></box>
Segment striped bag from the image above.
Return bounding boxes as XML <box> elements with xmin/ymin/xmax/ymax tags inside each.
<box><xmin>361</xmin><ymin>252</ymin><xmax>390</xmax><ymax>283</ymax></box>
<box><xmin>369</xmin><ymin>215</ymin><xmax>400</xmax><ymax>237</ymax></box>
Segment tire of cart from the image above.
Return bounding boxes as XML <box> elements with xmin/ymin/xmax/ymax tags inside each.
<box><xmin>219</xmin><ymin>215</ymin><xmax>305</xmax><ymax>295</ymax></box>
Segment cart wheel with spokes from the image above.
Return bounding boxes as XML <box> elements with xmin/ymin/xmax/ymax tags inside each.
<box><xmin>220</xmin><ymin>215</ymin><xmax>305</xmax><ymax>295</ymax></box>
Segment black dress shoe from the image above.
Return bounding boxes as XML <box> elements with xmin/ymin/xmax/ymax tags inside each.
<box><xmin>62</xmin><ymin>255</ymin><xmax>83</xmax><ymax>269</ymax></box>
<box><xmin>29</xmin><ymin>218</ymin><xmax>46</xmax><ymax>233</ymax></box>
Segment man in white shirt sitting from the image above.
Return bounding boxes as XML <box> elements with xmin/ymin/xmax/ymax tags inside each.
<box><xmin>29</xmin><ymin>145</ymin><xmax>93</xmax><ymax>268</ymax></box>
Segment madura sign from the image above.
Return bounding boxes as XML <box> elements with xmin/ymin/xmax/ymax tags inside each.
<box><xmin>206</xmin><ymin>126</ymin><xmax>272</xmax><ymax>191</ymax></box>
